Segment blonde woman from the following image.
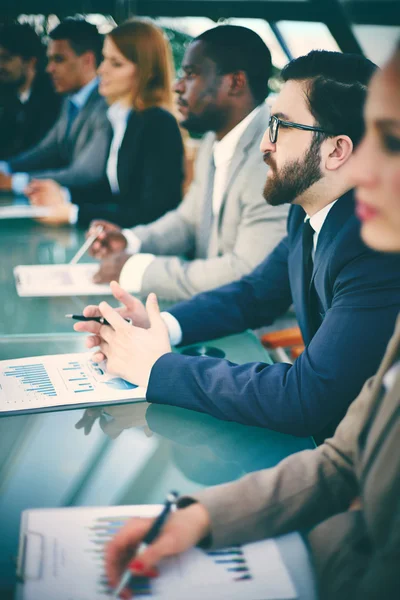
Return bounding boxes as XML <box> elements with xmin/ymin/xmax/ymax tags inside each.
<box><xmin>27</xmin><ymin>20</ymin><xmax>184</xmax><ymax>227</ymax></box>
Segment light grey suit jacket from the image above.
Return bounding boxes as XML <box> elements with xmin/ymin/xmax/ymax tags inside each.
<box><xmin>193</xmin><ymin>314</ymin><xmax>400</xmax><ymax>599</ymax></box>
<box><xmin>9</xmin><ymin>85</ymin><xmax>112</xmax><ymax>187</ymax></box>
<box><xmin>126</xmin><ymin>104</ymin><xmax>288</xmax><ymax>301</ymax></box>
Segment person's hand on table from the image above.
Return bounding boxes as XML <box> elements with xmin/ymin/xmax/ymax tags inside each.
<box><xmin>0</xmin><ymin>171</ymin><xmax>12</xmax><ymax>191</ymax></box>
<box><xmin>105</xmin><ymin>503</ymin><xmax>211</xmax><ymax>596</ymax></box>
<box><xmin>88</xmin><ymin>219</ymin><xmax>127</xmax><ymax>258</ymax></box>
<box><xmin>26</xmin><ymin>178</ymin><xmax>72</xmax><ymax>225</ymax></box>
<box><xmin>79</xmin><ymin>291</ymin><xmax>171</xmax><ymax>387</ymax></box>
<box><xmin>74</xmin><ymin>281</ymin><xmax>151</xmax><ymax>331</ymax></box>
<box><xmin>25</xmin><ymin>178</ymin><xmax>64</xmax><ymax>205</ymax></box>
<box><xmin>93</xmin><ymin>252</ymin><xmax>132</xmax><ymax>283</ymax></box>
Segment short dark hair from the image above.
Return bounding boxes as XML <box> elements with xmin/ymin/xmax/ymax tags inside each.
<box><xmin>0</xmin><ymin>23</ymin><xmax>45</xmax><ymax>62</ymax></box>
<box><xmin>282</xmin><ymin>50</ymin><xmax>377</xmax><ymax>147</ymax></box>
<box><xmin>196</xmin><ymin>25</ymin><xmax>272</xmax><ymax>104</ymax></box>
<box><xmin>49</xmin><ymin>18</ymin><xmax>103</xmax><ymax>66</ymax></box>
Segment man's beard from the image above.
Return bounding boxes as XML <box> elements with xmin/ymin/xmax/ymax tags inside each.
<box><xmin>263</xmin><ymin>136</ymin><xmax>323</xmax><ymax>206</ymax></box>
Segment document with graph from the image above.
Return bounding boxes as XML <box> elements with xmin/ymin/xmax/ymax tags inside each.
<box><xmin>16</xmin><ymin>505</ymin><xmax>297</xmax><ymax>600</ymax></box>
<box><xmin>0</xmin><ymin>204</ymin><xmax>53</xmax><ymax>219</ymax></box>
<box><xmin>0</xmin><ymin>353</ymin><xmax>146</xmax><ymax>416</ymax></box>
<box><xmin>14</xmin><ymin>263</ymin><xmax>113</xmax><ymax>296</ymax></box>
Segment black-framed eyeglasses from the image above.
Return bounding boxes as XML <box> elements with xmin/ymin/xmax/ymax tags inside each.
<box><xmin>268</xmin><ymin>115</ymin><xmax>333</xmax><ymax>144</ymax></box>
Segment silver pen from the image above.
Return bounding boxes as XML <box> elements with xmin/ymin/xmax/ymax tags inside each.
<box><xmin>69</xmin><ymin>225</ymin><xmax>104</xmax><ymax>265</ymax></box>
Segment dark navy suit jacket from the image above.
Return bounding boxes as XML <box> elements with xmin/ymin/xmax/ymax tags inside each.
<box><xmin>147</xmin><ymin>192</ymin><xmax>400</xmax><ymax>437</ymax></box>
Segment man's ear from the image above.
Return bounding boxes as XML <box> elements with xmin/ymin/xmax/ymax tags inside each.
<box><xmin>324</xmin><ymin>135</ymin><xmax>354</xmax><ymax>172</ymax></box>
<box><xmin>227</xmin><ymin>70</ymin><xmax>247</xmax><ymax>96</ymax></box>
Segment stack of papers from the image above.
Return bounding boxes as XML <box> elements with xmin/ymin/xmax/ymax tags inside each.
<box><xmin>14</xmin><ymin>264</ymin><xmax>113</xmax><ymax>296</ymax></box>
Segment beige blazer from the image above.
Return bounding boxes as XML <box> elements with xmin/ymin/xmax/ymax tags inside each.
<box><xmin>194</xmin><ymin>314</ymin><xmax>400</xmax><ymax>600</ymax></box>
<box><xmin>128</xmin><ymin>103</ymin><xmax>288</xmax><ymax>301</ymax></box>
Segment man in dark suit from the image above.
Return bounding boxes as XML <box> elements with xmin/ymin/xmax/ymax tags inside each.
<box><xmin>0</xmin><ymin>19</ymin><xmax>111</xmax><ymax>193</ymax></box>
<box><xmin>0</xmin><ymin>23</ymin><xmax>61</xmax><ymax>159</ymax></box>
<box><xmin>76</xmin><ymin>51</ymin><xmax>400</xmax><ymax>441</ymax></box>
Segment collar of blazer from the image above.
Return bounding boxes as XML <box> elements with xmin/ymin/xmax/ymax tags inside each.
<box><xmin>359</xmin><ymin>313</ymin><xmax>400</xmax><ymax>477</ymax></box>
<box><xmin>215</xmin><ymin>102</ymin><xmax>270</xmax><ymax>217</ymax></box>
<box><xmin>61</xmin><ymin>85</ymin><xmax>103</xmax><ymax>139</ymax></box>
<box><xmin>309</xmin><ymin>189</ymin><xmax>356</xmax><ymax>283</ymax></box>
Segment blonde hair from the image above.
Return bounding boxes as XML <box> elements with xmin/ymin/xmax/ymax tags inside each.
<box><xmin>108</xmin><ymin>19</ymin><xmax>174</xmax><ymax>111</ymax></box>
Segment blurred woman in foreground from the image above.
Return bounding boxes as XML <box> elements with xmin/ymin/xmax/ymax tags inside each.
<box><xmin>27</xmin><ymin>20</ymin><xmax>184</xmax><ymax>227</ymax></box>
<box><xmin>105</xmin><ymin>43</ymin><xmax>400</xmax><ymax>600</ymax></box>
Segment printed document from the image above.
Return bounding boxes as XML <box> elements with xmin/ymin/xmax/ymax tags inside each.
<box><xmin>0</xmin><ymin>352</ymin><xmax>146</xmax><ymax>416</ymax></box>
<box><xmin>16</xmin><ymin>505</ymin><xmax>297</xmax><ymax>600</ymax></box>
<box><xmin>0</xmin><ymin>205</ymin><xmax>53</xmax><ymax>219</ymax></box>
<box><xmin>14</xmin><ymin>263</ymin><xmax>112</xmax><ymax>296</ymax></box>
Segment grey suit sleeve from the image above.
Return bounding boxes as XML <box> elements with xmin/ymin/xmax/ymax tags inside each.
<box><xmin>132</xmin><ymin>175</ymin><xmax>201</xmax><ymax>257</ymax></box>
<box><xmin>191</xmin><ymin>380</ymin><xmax>373</xmax><ymax>548</ymax></box>
<box><xmin>138</xmin><ymin>184</ymin><xmax>288</xmax><ymax>302</ymax></box>
<box><xmin>9</xmin><ymin>118</ymin><xmax>63</xmax><ymax>172</ymax></box>
<box><xmin>17</xmin><ymin>111</ymin><xmax>111</xmax><ymax>187</ymax></box>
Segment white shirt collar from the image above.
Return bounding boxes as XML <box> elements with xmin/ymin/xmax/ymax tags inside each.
<box><xmin>307</xmin><ymin>200</ymin><xmax>338</xmax><ymax>234</ymax></box>
<box><xmin>213</xmin><ymin>105</ymin><xmax>262</xmax><ymax>168</ymax></box>
<box><xmin>69</xmin><ymin>77</ymin><xmax>98</xmax><ymax>110</ymax></box>
<box><xmin>18</xmin><ymin>88</ymin><xmax>32</xmax><ymax>104</ymax></box>
<box><xmin>107</xmin><ymin>101</ymin><xmax>132</xmax><ymax>130</ymax></box>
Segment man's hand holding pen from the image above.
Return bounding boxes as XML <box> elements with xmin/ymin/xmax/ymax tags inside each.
<box><xmin>74</xmin><ymin>282</ymin><xmax>170</xmax><ymax>388</ymax></box>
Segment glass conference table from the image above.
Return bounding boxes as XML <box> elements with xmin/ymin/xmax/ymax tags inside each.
<box><xmin>0</xmin><ymin>208</ymin><xmax>316</xmax><ymax>599</ymax></box>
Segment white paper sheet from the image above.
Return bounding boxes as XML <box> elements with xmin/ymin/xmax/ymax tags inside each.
<box><xmin>14</xmin><ymin>263</ymin><xmax>113</xmax><ymax>296</ymax></box>
<box><xmin>0</xmin><ymin>352</ymin><xmax>146</xmax><ymax>415</ymax></box>
<box><xmin>16</xmin><ymin>505</ymin><xmax>297</xmax><ymax>600</ymax></box>
<box><xmin>0</xmin><ymin>205</ymin><xmax>53</xmax><ymax>219</ymax></box>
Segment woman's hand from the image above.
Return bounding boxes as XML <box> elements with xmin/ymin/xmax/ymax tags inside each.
<box><xmin>106</xmin><ymin>503</ymin><xmax>211</xmax><ymax>596</ymax></box>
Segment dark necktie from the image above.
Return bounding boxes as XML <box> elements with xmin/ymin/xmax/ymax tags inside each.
<box><xmin>302</xmin><ymin>218</ymin><xmax>315</xmax><ymax>292</ymax></box>
<box><xmin>197</xmin><ymin>155</ymin><xmax>216</xmax><ymax>259</ymax></box>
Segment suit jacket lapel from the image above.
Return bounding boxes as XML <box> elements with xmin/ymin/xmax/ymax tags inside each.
<box><xmin>310</xmin><ymin>190</ymin><xmax>356</xmax><ymax>285</ymax></box>
<box><xmin>360</xmin><ymin>315</ymin><xmax>400</xmax><ymax>474</ymax></box>
<box><xmin>116</xmin><ymin>110</ymin><xmax>140</xmax><ymax>193</ymax></box>
<box><xmin>216</xmin><ymin>103</ymin><xmax>269</xmax><ymax>223</ymax></box>
<box><xmin>67</xmin><ymin>87</ymin><xmax>100</xmax><ymax>141</ymax></box>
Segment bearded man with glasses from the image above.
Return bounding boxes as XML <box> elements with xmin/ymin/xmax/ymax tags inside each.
<box><xmin>76</xmin><ymin>50</ymin><xmax>400</xmax><ymax>443</ymax></box>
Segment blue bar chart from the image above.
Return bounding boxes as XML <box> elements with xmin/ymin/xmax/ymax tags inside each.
<box><xmin>4</xmin><ymin>363</ymin><xmax>57</xmax><ymax>397</ymax></box>
<box><xmin>86</xmin><ymin>516</ymin><xmax>152</xmax><ymax>597</ymax></box>
<box><xmin>62</xmin><ymin>360</ymin><xmax>94</xmax><ymax>393</ymax></box>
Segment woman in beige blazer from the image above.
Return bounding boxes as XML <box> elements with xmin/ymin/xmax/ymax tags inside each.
<box><xmin>105</xmin><ymin>45</ymin><xmax>400</xmax><ymax>600</ymax></box>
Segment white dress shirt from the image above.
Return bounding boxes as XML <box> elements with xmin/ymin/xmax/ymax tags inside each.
<box><xmin>105</xmin><ymin>101</ymin><xmax>131</xmax><ymax>194</ymax></box>
<box><xmin>120</xmin><ymin>106</ymin><xmax>263</xmax><ymax>294</ymax></box>
<box><xmin>2</xmin><ymin>77</ymin><xmax>99</xmax><ymax>195</ymax></box>
<box><xmin>307</xmin><ymin>199</ymin><xmax>338</xmax><ymax>258</ymax></box>
<box><xmin>164</xmin><ymin>199</ymin><xmax>339</xmax><ymax>347</ymax></box>
<box><xmin>68</xmin><ymin>96</ymin><xmax>132</xmax><ymax>224</ymax></box>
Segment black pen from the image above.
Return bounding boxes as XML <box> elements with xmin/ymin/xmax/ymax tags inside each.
<box><xmin>65</xmin><ymin>314</ymin><xmax>132</xmax><ymax>326</ymax></box>
<box><xmin>113</xmin><ymin>491</ymin><xmax>179</xmax><ymax>598</ymax></box>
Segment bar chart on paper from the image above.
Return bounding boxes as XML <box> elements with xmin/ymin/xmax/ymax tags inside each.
<box><xmin>0</xmin><ymin>352</ymin><xmax>146</xmax><ymax>415</ymax></box>
<box><xmin>17</xmin><ymin>505</ymin><xmax>297</xmax><ymax>600</ymax></box>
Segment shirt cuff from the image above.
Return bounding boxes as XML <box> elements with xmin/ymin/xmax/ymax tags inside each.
<box><xmin>12</xmin><ymin>173</ymin><xmax>30</xmax><ymax>194</ymax></box>
<box><xmin>62</xmin><ymin>187</ymin><xmax>72</xmax><ymax>204</ymax></box>
<box><xmin>122</xmin><ymin>228</ymin><xmax>142</xmax><ymax>254</ymax></box>
<box><xmin>161</xmin><ymin>312</ymin><xmax>183</xmax><ymax>346</ymax></box>
<box><xmin>0</xmin><ymin>161</ymin><xmax>10</xmax><ymax>174</ymax></box>
<box><xmin>69</xmin><ymin>204</ymin><xmax>79</xmax><ymax>225</ymax></box>
<box><xmin>119</xmin><ymin>253</ymin><xmax>156</xmax><ymax>294</ymax></box>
